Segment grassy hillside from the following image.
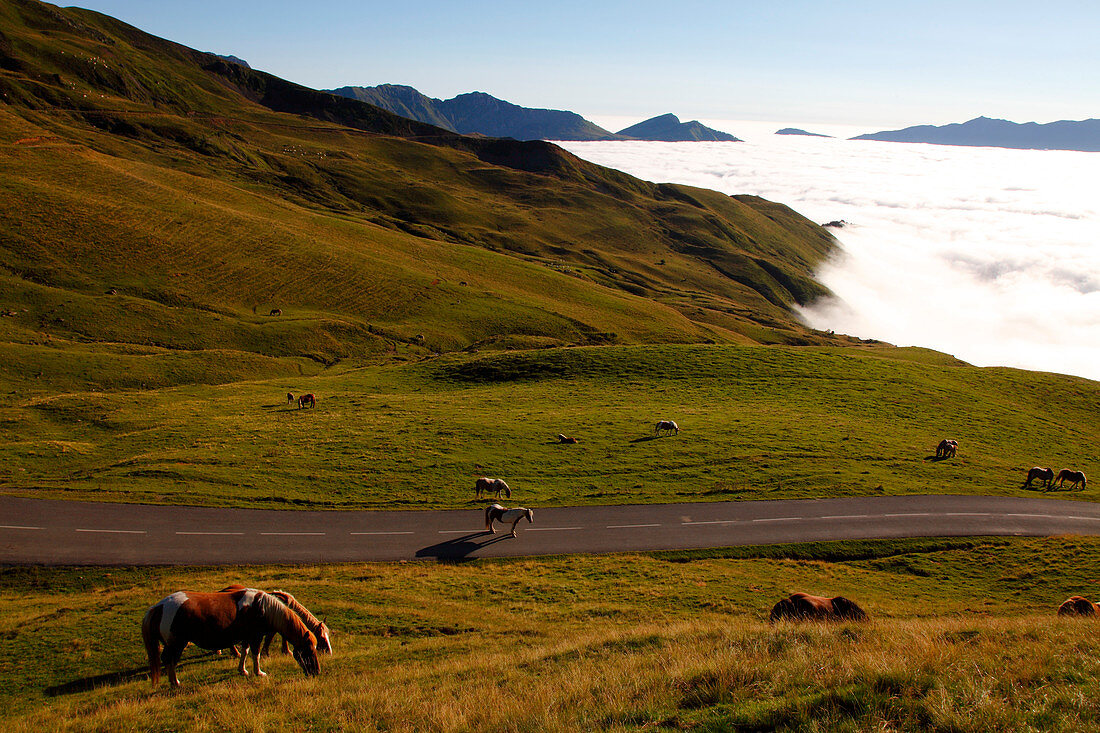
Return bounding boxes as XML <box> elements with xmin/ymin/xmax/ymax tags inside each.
<box><xmin>6</xmin><ymin>537</ymin><xmax>1100</xmax><ymax>730</ymax></box>
<box><xmin>4</xmin><ymin>344</ymin><xmax>1095</xmax><ymax>508</ymax></box>
<box><xmin>0</xmin><ymin>0</ymin><xmax>841</xmax><ymax>399</ymax></box>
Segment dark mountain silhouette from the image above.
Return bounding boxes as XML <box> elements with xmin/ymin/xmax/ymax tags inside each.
<box><xmin>617</xmin><ymin>114</ymin><xmax>741</xmax><ymax>142</ymax></box>
<box><xmin>851</xmin><ymin>116</ymin><xmax>1100</xmax><ymax>152</ymax></box>
<box><xmin>775</xmin><ymin>128</ymin><xmax>832</xmax><ymax>138</ymax></box>
<box><xmin>328</xmin><ymin>85</ymin><xmax>618</xmax><ymax>140</ymax></box>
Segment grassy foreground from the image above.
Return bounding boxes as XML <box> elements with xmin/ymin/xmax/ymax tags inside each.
<box><xmin>3</xmin><ymin>343</ymin><xmax>1097</xmax><ymax>508</ymax></box>
<box><xmin>5</xmin><ymin>537</ymin><xmax>1100</xmax><ymax>730</ymax></box>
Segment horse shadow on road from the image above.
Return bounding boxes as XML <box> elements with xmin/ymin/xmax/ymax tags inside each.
<box><xmin>415</xmin><ymin>532</ymin><xmax>512</xmax><ymax>561</ymax></box>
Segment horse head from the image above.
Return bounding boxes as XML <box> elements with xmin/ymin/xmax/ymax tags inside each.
<box><xmin>316</xmin><ymin>621</ymin><xmax>333</xmax><ymax>654</ymax></box>
<box><xmin>525</xmin><ymin>508</ymin><xmax>534</xmax><ymax>523</ymax></box>
<box><xmin>292</xmin><ymin>634</ymin><xmax>321</xmax><ymax>676</ymax></box>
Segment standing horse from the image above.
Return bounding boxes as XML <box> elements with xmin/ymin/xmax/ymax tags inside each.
<box><xmin>655</xmin><ymin>420</ymin><xmax>679</xmax><ymax>436</ymax></box>
<box><xmin>936</xmin><ymin>439</ymin><xmax>958</xmax><ymax>458</ymax></box>
<box><xmin>297</xmin><ymin>393</ymin><xmax>316</xmax><ymax>409</ymax></box>
<box><xmin>1053</xmin><ymin>469</ymin><xmax>1087</xmax><ymax>491</ymax></box>
<box><xmin>142</xmin><ymin>588</ymin><xmax>319</xmax><ymax>687</ymax></box>
<box><xmin>485</xmin><ymin>504</ymin><xmax>534</xmax><ymax>537</ymax></box>
<box><xmin>1058</xmin><ymin>596</ymin><xmax>1099</xmax><ymax>616</ymax></box>
<box><xmin>769</xmin><ymin>592</ymin><xmax>869</xmax><ymax>623</ymax></box>
<box><xmin>475</xmin><ymin>477</ymin><xmax>511</xmax><ymax>499</ymax></box>
<box><xmin>1022</xmin><ymin>467</ymin><xmax>1055</xmax><ymax>490</ymax></box>
<box><xmin>220</xmin><ymin>586</ymin><xmax>332</xmax><ymax>659</ymax></box>
<box><xmin>286</xmin><ymin>392</ymin><xmax>295</xmax><ymax>405</ymax></box>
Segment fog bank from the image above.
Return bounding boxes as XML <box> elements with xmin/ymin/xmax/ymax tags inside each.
<box><xmin>559</xmin><ymin>127</ymin><xmax>1100</xmax><ymax>382</ymax></box>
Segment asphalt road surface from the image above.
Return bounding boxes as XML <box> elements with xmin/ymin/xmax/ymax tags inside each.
<box><xmin>3</xmin><ymin>494</ymin><xmax>1100</xmax><ymax>565</ymax></box>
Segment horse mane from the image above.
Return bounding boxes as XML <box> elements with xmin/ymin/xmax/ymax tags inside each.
<box><xmin>256</xmin><ymin>592</ymin><xmax>315</xmax><ymax>648</ymax></box>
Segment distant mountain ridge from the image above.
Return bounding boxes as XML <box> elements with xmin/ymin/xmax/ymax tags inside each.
<box><xmin>775</xmin><ymin>128</ymin><xmax>831</xmax><ymax>138</ymax></box>
<box><xmin>616</xmin><ymin>113</ymin><xmax>740</xmax><ymax>142</ymax></box>
<box><xmin>329</xmin><ymin>84</ymin><xmax>619</xmax><ymax>141</ymax></box>
<box><xmin>328</xmin><ymin>84</ymin><xmax>740</xmax><ymax>142</ymax></box>
<box><xmin>852</xmin><ymin>116</ymin><xmax>1100</xmax><ymax>152</ymax></box>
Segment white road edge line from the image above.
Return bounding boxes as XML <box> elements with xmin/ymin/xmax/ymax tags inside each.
<box><xmin>820</xmin><ymin>514</ymin><xmax>869</xmax><ymax>520</ymax></box>
<box><xmin>682</xmin><ymin>520</ymin><xmax>739</xmax><ymax>526</ymax></box>
<box><xmin>606</xmin><ymin>523</ymin><xmax>661</xmax><ymax>529</ymax></box>
<box><xmin>943</xmin><ymin>512</ymin><xmax>991</xmax><ymax>516</ymax></box>
<box><xmin>1</xmin><ymin>525</ymin><xmax>42</xmax><ymax>530</ymax></box>
<box><xmin>752</xmin><ymin>517</ymin><xmax>802</xmax><ymax>523</ymax></box>
<box><xmin>883</xmin><ymin>513</ymin><xmax>930</xmax><ymax>517</ymax></box>
<box><xmin>76</xmin><ymin>528</ymin><xmax>146</xmax><ymax>534</ymax></box>
<box><xmin>1004</xmin><ymin>513</ymin><xmax>1058</xmax><ymax>519</ymax></box>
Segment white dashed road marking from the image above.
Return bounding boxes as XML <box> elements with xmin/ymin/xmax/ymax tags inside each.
<box><xmin>175</xmin><ymin>531</ymin><xmax>245</xmax><ymax>536</ymax></box>
<box><xmin>527</xmin><ymin>527</ymin><xmax>584</xmax><ymax>532</ymax></box>
<box><xmin>752</xmin><ymin>517</ymin><xmax>802</xmax><ymax>523</ymax></box>
<box><xmin>821</xmin><ymin>514</ymin><xmax>870</xmax><ymax>520</ymax></box>
<box><xmin>76</xmin><ymin>528</ymin><xmax>146</xmax><ymax>534</ymax></box>
<box><xmin>351</xmin><ymin>531</ymin><xmax>415</xmax><ymax>535</ymax></box>
<box><xmin>0</xmin><ymin>525</ymin><xmax>42</xmax><ymax>530</ymax></box>
<box><xmin>606</xmin><ymin>523</ymin><xmax>661</xmax><ymax>529</ymax></box>
<box><xmin>259</xmin><ymin>532</ymin><xmax>326</xmax><ymax>536</ymax></box>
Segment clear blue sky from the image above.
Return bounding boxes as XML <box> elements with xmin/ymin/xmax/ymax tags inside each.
<box><xmin>64</xmin><ymin>0</ymin><xmax>1100</xmax><ymax>127</ymax></box>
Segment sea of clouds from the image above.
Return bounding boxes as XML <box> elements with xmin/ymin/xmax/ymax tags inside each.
<box><xmin>559</xmin><ymin>121</ymin><xmax>1100</xmax><ymax>382</ymax></box>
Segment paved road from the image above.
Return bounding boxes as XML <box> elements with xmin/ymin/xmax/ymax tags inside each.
<box><xmin>2</xmin><ymin>494</ymin><xmax>1099</xmax><ymax>565</ymax></box>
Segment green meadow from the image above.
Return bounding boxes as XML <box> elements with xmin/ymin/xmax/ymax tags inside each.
<box><xmin>4</xmin><ymin>344</ymin><xmax>1096</xmax><ymax>508</ymax></box>
<box><xmin>6</xmin><ymin>537</ymin><xmax>1100</xmax><ymax>731</ymax></box>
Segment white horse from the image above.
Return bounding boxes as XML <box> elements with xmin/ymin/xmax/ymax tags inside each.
<box><xmin>655</xmin><ymin>420</ymin><xmax>679</xmax><ymax>436</ymax></box>
<box><xmin>484</xmin><ymin>504</ymin><xmax>533</xmax><ymax>537</ymax></box>
<box><xmin>475</xmin><ymin>477</ymin><xmax>511</xmax><ymax>499</ymax></box>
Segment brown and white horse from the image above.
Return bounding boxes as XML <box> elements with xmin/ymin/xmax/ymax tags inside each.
<box><xmin>287</xmin><ymin>392</ymin><xmax>295</xmax><ymax>405</ymax></box>
<box><xmin>936</xmin><ymin>439</ymin><xmax>958</xmax><ymax>458</ymax></box>
<box><xmin>475</xmin><ymin>477</ymin><xmax>511</xmax><ymax>499</ymax></box>
<box><xmin>142</xmin><ymin>588</ymin><xmax>319</xmax><ymax>687</ymax></box>
<box><xmin>655</xmin><ymin>420</ymin><xmax>679</xmax><ymax>436</ymax></box>
<box><xmin>768</xmin><ymin>592</ymin><xmax>869</xmax><ymax>623</ymax></box>
<box><xmin>1053</xmin><ymin>469</ymin><xmax>1087</xmax><ymax>491</ymax></box>
<box><xmin>297</xmin><ymin>393</ymin><xmax>316</xmax><ymax>409</ymax></box>
<box><xmin>1022</xmin><ymin>466</ymin><xmax>1055</xmax><ymax>490</ymax></box>
<box><xmin>485</xmin><ymin>504</ymin><xmax>533</xmax><ymax>537</ymax></box>
<box><xmin>220</xmin><ymin>586</ymin><xmax>333</xmax><ymax>659</ymax></box>
<box><xmin>1058</xmin><ymin>596</ymin><xmax>1099</xmax><ymax>616</ymax></box>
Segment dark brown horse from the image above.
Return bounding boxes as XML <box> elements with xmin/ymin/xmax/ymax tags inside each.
<box><xmin>1022</xmin><ymin>467</ymin><xmax>1054</xmax><ymax>490</ymax></box>
<box><xmin>769</xmin><ymin>592</ymin><xmax>869</xmax><ymax>623</ymax></box>
<box><xmin>220</xmin><ymin>585</ymin><xmax>332</xmax><ymax>659</ymax></box>
<box><xmin>142</xmin><ymin>588</ymin><xmax>319</xmax><ymax>687</ymax></box>
<box><xmin>287</xmin><ymin>392</ymin><xmax>295</xmax><ymax>405</ymax></box>
<box><xmin>1053</xmin><ymin>469</ymin><xmax>1087</xmax><ymax>491</ymax></box>
<box><xmin>297</xmin><ymin>393</ymin><xmax>316</xmax><ymax>409</ymax></box>
<box><xmin>936</xmin><ymin>439</ymin><xmax>958</xmax><ymax>458</ymax></box>
<box><xmin>1058</xmin><ymin>596</ymin><xmax>1099</xmax><ymax>617</ymax></box>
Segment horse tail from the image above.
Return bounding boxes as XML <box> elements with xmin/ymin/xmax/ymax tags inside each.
<box><xmin>142</xmin><ymin>603</ymin><xmax>163</xmax><ymax>686</ymax></box>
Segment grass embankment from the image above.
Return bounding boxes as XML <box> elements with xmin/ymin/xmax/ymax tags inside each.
<box><xmin>3</xmin><ymin>344</ymin><xmax>1096</xmax><ymax>508</ymax></box>
<box><xmin>5</xmin><ymin>537</ymin><xmax>1100</xmax><ymax>730</ymax></box>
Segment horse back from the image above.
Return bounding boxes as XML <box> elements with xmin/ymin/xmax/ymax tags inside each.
<box><xmin>166</xmin><ymin>589</ymin><xmax>270</xmax><ymax>649</ymax></box>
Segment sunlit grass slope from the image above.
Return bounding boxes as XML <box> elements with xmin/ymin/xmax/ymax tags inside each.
<box><xmin>6</xmin><ymin>537</ymin><xmax>1100</xmax><ymax>730</ymax></box>
<box><xmin>4</xmin><ymin>344</ymin><xmax>1095</xmax><ymax>507</ymax></box>
<box><xmin>0</xmin><ymin>0</ymin><xmax>842</xmax><ymax>396</ymax></box>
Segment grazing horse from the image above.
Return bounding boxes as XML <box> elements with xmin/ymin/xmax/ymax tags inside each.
<box><xmin>485</xmin><ymin>503</ymin><xmax>534</xmax><ymax>537</ymax></box>
<box><xmin>297</xmin><ymin>393</ymin><xmax>316</xmax><ymax>409</ymax></box>
<box><xmin>286</xmin><ymin>392</ymin><xmax>295</xmax><ymax>405</ymax></box>
<box><xmin>936</xmin><ymin>439</ymin><xmax>958</xmax><ymax>458</ymax></box>
<box><xmin>220</xmin><ymin>586</ymin><xmax>332</xmax><ymax>659</ymax></box>
<box><xmin>1022</xmin><ymin>467</ymin><xmax>1055</xmax><ymax>490</ymax></box>
<box><xmin>1053</xmin><ymin>469</ymin><xmax>1087</xmax><ymax>491</ymax></box>
<box><xmin>768</xmin><ymin>592</ymin><xmax>869</xmax><ymax>623</ymax></box>
<box><xmin>475</xmin><ymin>477</ymin><xmax>511</xmax><ymax>499</ymax></box>
<box><xmin>1058</xmin><ymin>596</ymin><xmax>1099</xmax><ymax>617</ymax></box>
<box><xmin>655</xmin><ymin>420</ymin><xmax>679</xmax><ymax>436</ymax></box>
<box><xmin>557</xmin><ymin>434</ymin><xmax>579</xmax><ymax>444</ymax></box>
<box><xmin>142</xmin><ymin>588</ymin><xmax>319</xmax><ymax>688</ymax></box>
<box><xmin>269</xmin><ymin>308</ymin><xmax>282</xmax><ymax>316</ymax></box>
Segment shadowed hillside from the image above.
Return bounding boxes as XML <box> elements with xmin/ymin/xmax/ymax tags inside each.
<box><xmin>0</xmin><ymin>0</ymin><xmax>842</xmax><ymax>393</ymax></box>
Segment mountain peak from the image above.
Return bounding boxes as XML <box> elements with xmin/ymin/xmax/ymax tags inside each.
<box><xmin>617</xmin><ymin>114</ymin><xmax>740</xmax><ymax>142</ymax></box>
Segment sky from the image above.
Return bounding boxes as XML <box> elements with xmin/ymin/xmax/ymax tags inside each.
<box><xmin>64</xmin><ymin>0</ymin><xmax>1100</xmax><ymax>128</ymax></box>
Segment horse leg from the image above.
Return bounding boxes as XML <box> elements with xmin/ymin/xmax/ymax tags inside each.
<box><xmin>237</xmin><ymin>643</ymin><xmax>249</xmax><ymax>675</ymax></box>
<box><xmin>251</xmin><ymin>638</ymin><xmax>267</xmax><ymax>678</ymax></box>
<box><xmin>510</xmin><ymin>517</ymin><xmax>521</xmax><ymax>537</ymax></box>
<box><xmin>162</xmin><ymin>640</ymin><xmax>188</xmax><ymax>688</ymax></box>
<box><xmin>281</xmin><ymin>636</ymin><xmax>290</xmax><ymax>655</ymax></box>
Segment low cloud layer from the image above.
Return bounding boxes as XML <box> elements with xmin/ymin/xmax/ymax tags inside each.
<box><xmin>560</xmin><ymin>128</ymin><xmax>1100</xmax><ymax>382</ymax></box>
